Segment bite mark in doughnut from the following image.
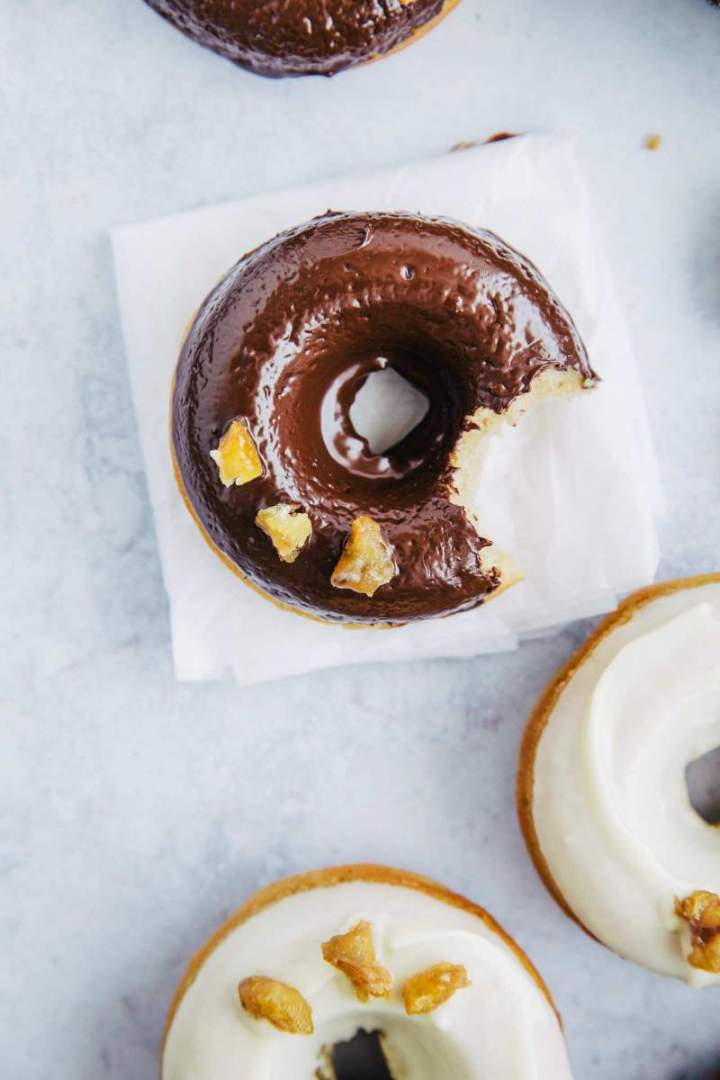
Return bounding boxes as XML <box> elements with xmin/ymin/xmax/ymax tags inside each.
<box><xmin>517</xmin><ymin>574</ymin><xmax>720</xmax><ymax>984</ymax></box>
<box><xmin>142</xmin><ymin>0</ymin><xmax>459</xmax><ymax>78</ymax></box>
<box><xmin>172</xmin><ymin>211</ymin><xmax>596</xmax><ymax>625</ymax></box>
<box><xmin>161</xmin><ymin>864</ymin><xmax>572</xmax><ymax>1079</ymax></box>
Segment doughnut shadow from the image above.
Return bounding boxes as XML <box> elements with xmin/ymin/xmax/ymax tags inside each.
<box><xmin>670</xmin><ymin>1063</ymin><xmax>720</xmax><ymax>1080</ymax></box>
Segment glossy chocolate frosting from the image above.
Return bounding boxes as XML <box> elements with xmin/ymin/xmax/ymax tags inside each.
<box><xmin>172</xmin><ymin>211</ymin><xmax>595</xmax><ymax>625</ymax></box>
<box><xmin>143</xmin><ymin>0</ymin><xmax>452</xmax><ymax>78</ymax></box>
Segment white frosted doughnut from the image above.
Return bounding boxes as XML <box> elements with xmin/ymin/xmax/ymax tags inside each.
<box><xmin>162</xmin><ymin>865</ymin><xmax>571</xmax><ymax>1078</ymax></box>
<box><xmin>519</xmin><ymin>575</ymin><xmax>720</xmax><ymax>984</ymax></box>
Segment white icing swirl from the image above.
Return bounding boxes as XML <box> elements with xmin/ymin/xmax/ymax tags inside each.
<box><xmin>531</xmin><ymin>583</ymin><xmax>720</xmax><ymax>984</ymax></box>
<box><xmin>162</xmin><ymin>879</ymin><xmax>570</xmax><ymax>1078</ymax></box>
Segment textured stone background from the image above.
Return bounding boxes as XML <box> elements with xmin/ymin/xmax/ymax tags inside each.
<box><xmin>1</xmin><ymin>1</ymin><xmax>719</xmax><ymax>1077</ymax></box>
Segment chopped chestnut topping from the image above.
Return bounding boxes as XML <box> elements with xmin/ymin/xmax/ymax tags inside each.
<box><xmin>238</xmin><ymin>975</ymin><xmax>314</xmax><ymax>1034</ymax></box>
<box><xmin>402</xmin><ymin>962</ymin><xmax>470</xmax><ymax>1015</ymax></box>
<box><xmin>675</xmin><ymin>891</ymin><xmax>720</xmax><ymax>973</ymax></box>
<box><xmin>321</xmin><ymin>920</ymin><xmax>392</xmax><ymax>1001</ymax></box>
<box><xmin>256</xmin><ymin>504</ymin><xmax>312</xmax><ymax>563</ymax></box>
<box><xmin>210</xmin><ymin>419</ymin><xmax>262</xmax><ymax>487</ymax></box>
<box><xmin>330</xmin><ymin>516</ymin><xmax>396</xmax><ymax>597</ymax></box>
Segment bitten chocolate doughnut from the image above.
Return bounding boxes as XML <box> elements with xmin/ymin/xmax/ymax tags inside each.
<box><xmin>143</xmin><ymin>0</ymin><xmax>458</xmax><ymax>78</ymax></box>
<box><xmin>161</xmin><ymin>864</ymin><xmax>572</xmax><ymax>1079</ymax></box>
<box><xmin>518</xmin><ymin>574</ymin><xmax>720</xmax><ymax>984</ymax></box>
<box><xmin>172</xmin><ymin>211</ymin><xmax>596</xmax><ymax>625</ymax></box>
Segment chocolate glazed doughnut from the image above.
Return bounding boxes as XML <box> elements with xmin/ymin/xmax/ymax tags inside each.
<box><xmin>172</xmin><ymin>211</ymin><xmax>597</xmax><ymax>625</ymax></box>
<box><xmin>142</xmin><ymin>0</ymin><xmax>458</xmax><ymax>78</ymax></box>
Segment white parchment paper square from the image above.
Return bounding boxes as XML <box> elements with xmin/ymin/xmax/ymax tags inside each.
<box><xmin>112</xmin><ymin>134</ymin><xmax>662</xmax><ymax>686</ymax></box>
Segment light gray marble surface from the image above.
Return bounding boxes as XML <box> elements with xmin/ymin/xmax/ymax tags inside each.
<box><xmin>1</xmin><ymin>1</ymin><xmax>719</xmax><ymax>1077</ymax></box>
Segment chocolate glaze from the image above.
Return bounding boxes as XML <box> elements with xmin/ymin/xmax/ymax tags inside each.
<box><xmin>172</xmin><ymin>211</ymin><xmax>596</xmax><ymax>625</ymax></box>
<box><xmin>143</xmin><ymin>0</ymin><xmax>451</xmax><ymax>78</ymax></box>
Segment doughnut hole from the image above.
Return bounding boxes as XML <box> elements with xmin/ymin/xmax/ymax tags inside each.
<box><xmin>349</xmin><ymin>368</ymin><xmax>430</xmax><ymax>456</ymax></box>
<box><xmin>328</xmin><ymin>1029</ymin><xmax>393</xmax><ymax>1079</ymax></box>
<box><xmin>686</xmin><ymin>747</ymin><xmax>720</xmax><ymax>825</ymax></box>
<box><xmin>269</xmin><ymin>305</ymin><xmax>485</xmax><ymax>524</ymax></box>
<box><xmin>319</xmin><ymin>1013</ymin><xmax>470</xmax><ymax>1079</ymax></box>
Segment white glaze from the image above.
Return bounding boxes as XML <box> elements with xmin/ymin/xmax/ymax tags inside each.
<box><xmin>532</xmin><ymin>583</ymin><xmax>720</xmax><ymax>983</ymax></box>
<box><xmin>162</xmin><ymin>880</ymin><xmax>571</xmax><ymax>1079</ymax></box>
